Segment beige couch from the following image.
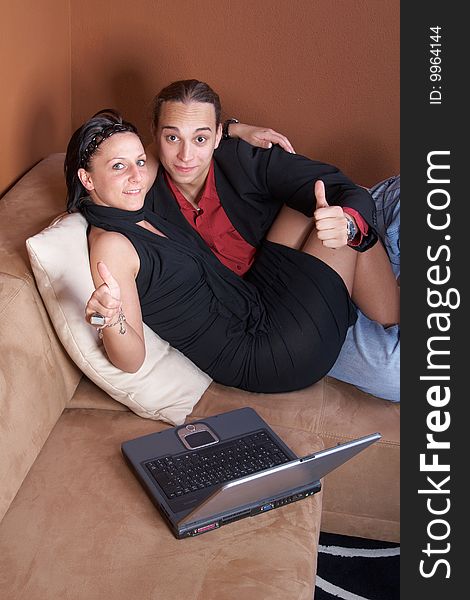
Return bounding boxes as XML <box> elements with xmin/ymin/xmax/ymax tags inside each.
<box><xmin>0</xmin><ymin>154</ymin><xmax>399</xmax><ymax>599</ymax></box>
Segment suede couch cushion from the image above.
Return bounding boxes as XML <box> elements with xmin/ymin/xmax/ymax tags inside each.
<box><xmin>193</xmin><ymin>378</ymin><xmax>400</xmax><ymax>542</ymax></box>
<box><xmin>0</xmin><ymin>408</ymin><xmax>323</xmax><ymax>600</ymax></box>
<box><xmin>26</xmin><ymin>211</ymin><xmax>212</xmax><ymax>426</ymax></box>
<box><xmin>69</xmin><ymin>367</ymin><xmax>400</xmax><ymax>542</ymax></box>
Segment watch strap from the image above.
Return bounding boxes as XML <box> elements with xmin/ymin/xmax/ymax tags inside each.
<box><xmin>222</xmin><ymin>118</ymin><xmax>240</xmax><ymax>140</ymax></box>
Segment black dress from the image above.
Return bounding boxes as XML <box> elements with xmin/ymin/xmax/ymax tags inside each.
<box><xmin>82</xmin><ymin>202</ymin><xmax>356</xmax><ymax>394</ymax></box>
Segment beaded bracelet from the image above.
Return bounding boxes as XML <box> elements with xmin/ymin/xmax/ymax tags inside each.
<box><xmin>97</xmin><ymin>308</ymin><xmax>127</xmax><ymax>339</ymax></box>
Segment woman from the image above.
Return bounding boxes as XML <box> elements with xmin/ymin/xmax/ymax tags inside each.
<box><xmin>66</xmin><ymin>104</ymin><xmax>398</xmax><ymax>393</ymax></box>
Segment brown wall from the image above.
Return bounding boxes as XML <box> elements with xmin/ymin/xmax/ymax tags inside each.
<box><xmin>0</xmin><ymin>0</ymin><xmax>71</xmax><ymax>197</ymax></box>
<box><xmin>1</xmin><ymin>0</ymin><xmax>398</xmax><ymax>198</ymax></box>
<box><xmin>71</xmin><ymin>0</ymin><xmax>399</xmax><ymax>187</ymax></box>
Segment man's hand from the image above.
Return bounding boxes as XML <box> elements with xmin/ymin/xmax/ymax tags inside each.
<box><xmin>85</xmin><ymin>261</ymin><xmax>122</xmax><ymax>328</ymax></box>
<box><xmin>229</xmin><ymin>122</ymin><xmax>295</xmax><ymax>154</ymax></box>
<box><xmin>313</xmin><ymin>180</ymin><xmax>350</xmax><ymax>249</ymax></box>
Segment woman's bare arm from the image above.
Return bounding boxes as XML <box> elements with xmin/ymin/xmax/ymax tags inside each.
<box><xmin>86</xmin><ymin>230</ymin><xmax>146</xmax><ymax>372</ymax></box>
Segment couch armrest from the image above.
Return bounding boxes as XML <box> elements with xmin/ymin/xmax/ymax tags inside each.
<box><xmin>0</xmin><ymin>272</ymin><xmax>80</xmax><ymax>522</ymax></box>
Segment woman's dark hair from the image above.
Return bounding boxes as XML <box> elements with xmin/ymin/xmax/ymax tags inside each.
<box><xmin>151</xmin><ymin>79</ymin><xmax>222</xmax><ymax>132</ymax></box>
<box><xmin>64</xmin><ymin>109</ymin><xmax>140</xmax><ymax>213</ymax></box>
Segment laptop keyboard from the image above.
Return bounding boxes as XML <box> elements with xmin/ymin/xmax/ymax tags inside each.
<box><xmin>144</xmin><ymin>430</ymin><xmax>291</xmax><ymax>500</ymax></box>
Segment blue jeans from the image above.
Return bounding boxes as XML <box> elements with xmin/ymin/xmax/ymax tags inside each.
<box><xmin>328</xmin><ymin>176</ymin><xmax>400</xmax><ymax>402</ymax></box>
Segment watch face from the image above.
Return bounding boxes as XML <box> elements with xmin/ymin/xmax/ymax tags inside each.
<box><xmin>346</xmin><ymin>217</ymin><xmax>357</xmax><ymax>241</ymax></box>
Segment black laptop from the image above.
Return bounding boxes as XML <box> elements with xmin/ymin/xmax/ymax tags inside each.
<box><xmin>121</xmin><ymin>407</ymin><xmax>381</xmax><ymax>539</ymax></box>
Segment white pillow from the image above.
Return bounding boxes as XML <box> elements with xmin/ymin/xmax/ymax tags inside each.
<box><xmin>26</xmin><ymin>212</ymin><xmax>212</xmax><ymax>425</ymax></box>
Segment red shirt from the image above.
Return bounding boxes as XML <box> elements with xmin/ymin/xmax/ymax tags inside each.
<box><xmin>165</xmin><ymin>163</ymin><xmax>256</xmax><ymax>275</ymax></box>
<box><xmin>165</xmin><ymin>162</ymin><xmax>368</xmax><ymax>275</ymax></box>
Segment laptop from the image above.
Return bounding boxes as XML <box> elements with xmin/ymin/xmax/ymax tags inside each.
<box><xmin>121</xmin><ymin>407</ymin><xmax>381</xmax><ymax>539</ymax></box>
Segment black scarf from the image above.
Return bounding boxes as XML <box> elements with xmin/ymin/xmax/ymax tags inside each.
<box><xmin>81</xmin><ymin>200</ymin><xmax>266</xmax><ymax>336</ymax></box>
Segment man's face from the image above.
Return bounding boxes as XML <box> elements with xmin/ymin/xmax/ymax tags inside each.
<box><xmin>155</xmin><ymin>101</ymin><xmax>222</xmax><ymax>194</ymax></box>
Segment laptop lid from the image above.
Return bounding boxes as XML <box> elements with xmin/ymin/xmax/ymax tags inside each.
<box><xmin>180</xmin><ymin>432</ymin><xmax>381</xmax><ymax>526</ymax></box>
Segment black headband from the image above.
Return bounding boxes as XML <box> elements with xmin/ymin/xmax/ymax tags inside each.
<box><xmin>80</xmin><ymin>122</ymin><xmax>136</xmax><ymax>168</ymax></box>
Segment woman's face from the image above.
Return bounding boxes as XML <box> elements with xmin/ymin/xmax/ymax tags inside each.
<box><xmin>79</xmin><ymin>132</ymin><xmax>149</xmax><ymax>210</ymax></box>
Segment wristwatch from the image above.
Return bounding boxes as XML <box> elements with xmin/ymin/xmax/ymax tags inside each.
<box><xmin>222</xmin><ymin>118</ymin><xmax>239</xmax><ymax>140</ymax></box>
<box><xmin>345</xmin><ymin>214</ymin><xmax>358</xmax><ymax>243</ymax></box>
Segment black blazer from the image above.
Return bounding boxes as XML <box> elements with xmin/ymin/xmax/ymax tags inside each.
<box><xmin>146</xmin><ymin>139</ymin><xmax>378</xmax><ymax>252</ymax></box>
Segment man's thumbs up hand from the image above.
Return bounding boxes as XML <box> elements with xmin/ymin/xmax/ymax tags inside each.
<box><xmin>313</xmin><ymin>180</ymin><xmax>350</xmax><ymax>249</ymax></box>
<box><xmin>314</xmin><ymin>180</ymin><xmax>329</xmax><ymax>209</ymax></box>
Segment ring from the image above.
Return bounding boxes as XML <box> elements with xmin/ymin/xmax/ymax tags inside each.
<box><xmin>90</xmin><ymin>313</ymin><xmax>106</xmax><ymax>326</ymax></box>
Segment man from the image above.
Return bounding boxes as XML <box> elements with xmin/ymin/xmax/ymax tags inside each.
<box><xmin>144</xmin><ymin>79</ymin><xmax>399</xmax><ymax>397</ymax></box>
<box><xmin>329</xmin><ymin>176</ymin><xmax>400</xmax><ymax>401</ymax></box>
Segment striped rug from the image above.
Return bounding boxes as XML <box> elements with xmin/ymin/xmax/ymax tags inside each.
<box><xmin>314</xmin><ymin>532</ymin><xmax>400</xmax><ymax>599</ymax></box>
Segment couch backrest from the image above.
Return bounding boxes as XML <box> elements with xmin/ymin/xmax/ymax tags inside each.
<box><xmin>0</xmin><ymin>154</ymin><xmax>80</xmax><ymax>522</ymax></box>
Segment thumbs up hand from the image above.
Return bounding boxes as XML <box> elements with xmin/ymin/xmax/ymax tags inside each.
<box><xmin>313</xmin><ymin>180</ymin><xmax>350</xmax><ymax>249</ymax></box>
<box><xmin>97</xmin><ymin>262</ymin><xmax>121</xmax><ymax>302</ymax></box>
<box><xmin>85</xmin><ymin>261</ymin><xmax>122</xmax><ymax>329</ymax></box>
